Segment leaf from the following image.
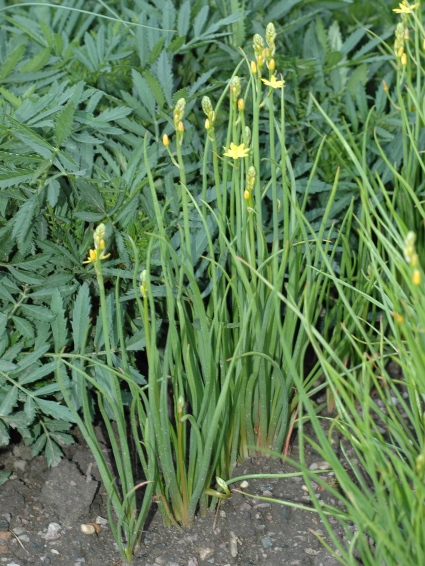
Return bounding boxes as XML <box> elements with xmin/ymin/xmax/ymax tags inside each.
<box><xmin>8</xmin><ymin>266</ymin><xmax>45</xmax><ymax>285</ymax></box>
<box><xmin>51</xmin><ymin>290</ymin><xmax>68</xmax><ymax>353</ymax></box>
<box><xmin>177</xmin><ymin>0</ymin><xmax>191</xmax><ymax>37</ymax></box>
<box><xmin>73</xmin><ymin>211</ymin><xmax>105</xmax><ymax>222</ymax></box>
<box><xmin>34</xmin><ymin>399</ymin><xmax>76</xmax><ymax>422</ymax></box>
<box><xmin>24</xmin><ymin>397</ymin><xmax>36</xmax><ymax>422</ymax></box>
<box><xmin>0</xmin><ymin>387</ymin><xmax>18</xmax><ymax>417</ymax></box>
<box><xmin>20</xmin><ymin>46</ymin><xmax>51</xmax><ymax>73</ymax></box>
<box><xmin>193</xmin><ymin>5</ymin><xmax>209</xmax><ymax>37</ymax></box>
<box><xmin>72</xmin><ymin>283</ymin><xmax>91</xmax><ymax>352</ymax></box>
<box><xmin>55</xmin><ymin>101</ymin><xmax>76</xmax><ymax>147</ymax></box>
<box><xmin>0</xmin><ymin>168</ymin><xmax>33</xmax><ymax>189</ymax></box>
<box><xmin>0</xmin><ymin>421</ymin><xmax>10</xmax><ymax>446</ymax></box>
<box><xmin>0</xmin><ymin>86</ymin><xmax>22</xmax><ymax>107</ymax></box>
<box><xmin>155</xmin><ymin>50</ymin><xmax>174</xmax><ymax>107</ymax></box>
<box><xmin>6</xmin><ymin>116</ymin><xmax>55</xmax><ymax>159</ymax></box>
<box><xmin>31</xmin><ymin>434</ymin><xmax>47</xmax><ymax>457</ymax></box>
<box><xmin>0</xmin><ymin>44</ymin><xmax>26</xmax><ymax>79</ymax></box>
<box><xmin>44</xmin><ymin>437</ymin><xmax>63</xmax><ymax>467</ymax></box>
<box><xmin>347</xmin><ymin>64</ymin><xmax>368</xmax><ymax>97</ymax></box>
<box><xmin>15</xmin><ymin>344</ymin><xmax>50</xmax><ymax>371</ymax></box>
<box><xmin>0</xmin><ymin>361</ymin><xmax>17</xmax><ymax>372</ymax></box>
<box><xmin>47</xmin><ymin>179</ymin><xmax>61</xmax><ymax>207</ymax></box>
<box><xmin>0</xmin><ymin>471</ymin><xmax>11</xmax><ymax>486</ymax></box>
<box><xmin>268</xmin><ymin>0</ymin><xmax>304</xmax><ymax>20</ymax></box>
<box><xmin>132</xmin><ymin>69</ymin><xmax>156</xmax><ymax>118</ymax></box>
<box><xmin>96</xmin><ymin>106</ymin><xmax>133</xmax><ymax>122</ymax></box>
<box><xmin>11</xmin><ymin>194</ymin><xmax>39</xmax><ymax>254</ymax></box>
<box><xmin>19</xmin><ymin>361</ymin><xmax>58</xmax><ymax>386</ymax></box>
<box><xmin>148</xmin><ymin>37</ymin><xmax>165</xmax><ymax>65</ymax></box>
<box><xmin>143</xmin><ymin>70</ymin><xmax>165</xmax><ymax>110</ymax></box>
<box><xmin>19</xmin><ymin>304</ymin><xmax>57</xmax><ymax>322</ymax></box>
<box><xmin>12</xmin><ymin>316</ymin><xmax>35</xmax><ymax>340</ymax></box>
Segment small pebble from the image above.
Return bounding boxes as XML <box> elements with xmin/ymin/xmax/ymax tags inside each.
<box><xmin>261</xmin><ymin>536</ymin><xmax>272</xmax><ymax>549</ymax></box>
<box><xmin>240</xmin><ymin>481</ymin><xmax>249</xmax><ymax>489</ymax></box>
<box><xmin>281</xmin><ymin>507</ymin><xmax>291</xmax><ymax>523</ymax></box>
<box><xmin>199</xmin><ymin>547</ymin><xmax>214</xmax><ymax>560</ymax></box>
<box><xmin>309</xmin><ymin>461</ymin><xmax>331</xmax><ymax>471</ymax></box>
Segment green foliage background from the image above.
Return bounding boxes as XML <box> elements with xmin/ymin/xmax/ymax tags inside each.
<box><xmin>0</xmin><ymin>0</ymin><xmax>397</xmax><ymax>464</ymax></box>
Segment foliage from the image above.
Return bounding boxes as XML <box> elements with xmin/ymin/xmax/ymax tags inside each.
<box><xmin>0</xmin><ymin>0</ymin><xmax>243</xmax><ymax>464</ymax></box>
<box><xmin>2</xmin><ymin>0</ymin><xmax>424</xmax><ymax>564</ymax></box>
<box><xmin>231</xmin><ymin>4</ymin><xmax>425</xmax><ymax>565</ymax></box>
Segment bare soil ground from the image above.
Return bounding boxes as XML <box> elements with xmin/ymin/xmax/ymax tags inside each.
<box><xmin>0</xmin><ymin>430</ymin><xmax>346</xmax><ymax>566</ymax></box>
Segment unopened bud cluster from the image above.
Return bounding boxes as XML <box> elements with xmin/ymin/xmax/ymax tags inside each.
<box><xmin>140</xmin><ymin>269</ymin><xmax>148</xmax><ymax>298</ymax></box>
<box><xmin>244</xmin><ymin>166</ymin><xmax>256</xmax><ymax>201</ymax></box>
<box><xmin>229</xmin><ymin>76</ymin><xmax>241</xmax><ymax>102</ymax></box>
<box><xmin>174</xmin><ymin>97</ymin><xmax>186</xmax><ymax>131</ymax></box>
<box><xmin>404</xmin><ymin>231</ymin><xmax>421</xmax><ymax>286</ymax></box>
<box><xmin>394</xmin><ymin>22</ymin><xmax>408</xmax><ymax>65</ymax></box>
<box><xmin>94</xmin><ymin>223</ymin><xmax>106</xmax><ymax>251</ymax></box>
<box><xmin>251</xmin><ymin>22</ymin><xmax>277</xmax><ymax>72</ymax></box>
<box><xmin>202</xmin><ymin>96</ymin><xmax>216</xmax><ymax>130</ymax></box>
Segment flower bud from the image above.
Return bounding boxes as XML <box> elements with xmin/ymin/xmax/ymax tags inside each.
<box><xmin>401</xmin><ymin>52</ymin><xmax>407</xmax><ymax>66</ymax></box>
<box><xmin>245</xmin><ymin>126</ymin><xmax>251</xmax><ymax>147</ymax></box>
<box><xmin>202</xmin><ymin>96</ymin><xmax>213</xmax><ymax>117</ymax></box>
<box><xmin>250</xmin><ymin>60</ymin><xmax>257</xmax><ymax>74</ymax></box>
<box><xmin>392</xmin><ymin>311</ymin><xmax>404</xmax><ymax>324</ymax></box>
<box><xmin>140</xmin><ymin>269</ymin><xmax>147</xmax><ymax>298</ymax></box>
<box><xmin>238</xmin><ymin>98</ymin><xmax>245</xmax><ymax>111</ymax></box>
<box><xmin>243</xmin><ymin>189</ymin><xmax>250</xmax><ymax>200</ymax></box>
<box><xmin>230</xmin><ymin>76</ymin><xmax>241</xmax><ymax>101</ymax></box>
<box><xmin>177</xmin><ymin>395</ymin><xmax>185</xmax><ymax>414</ymax></box>
<box><xmin>162</xmin><ymin>133</ymin><xmax>170</xmax><ymax>147</ymax></box>
<box><xmin>268</xmin><ymin>58</ymin><xmax>275</xmax><ymax>72</ymax></box>
<box><xmin>177</xmin><ymin>120</ymin><xmax>184</xmax><ymax>133</ymax></box>
<box><xmin>413</xmin><ymin>268</ymin><xmax>421</xmax><ymax>286</ymax></box>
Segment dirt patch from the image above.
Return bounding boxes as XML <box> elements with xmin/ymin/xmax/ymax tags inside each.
<box><xmin>0</xmin><ymin>433</ymin><xmax>346</xmax><ymax>566</ymax></box>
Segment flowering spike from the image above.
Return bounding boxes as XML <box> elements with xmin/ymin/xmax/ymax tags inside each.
<box><xmin>253</xmin><ymin>34</ymin><xmax>265</xmax><ymax>59</ymax></box>
<box><xmin>173</xmin><ymin>98</ymin><xmax>186</xmax><ymax>128</ymax></box>
<box><xmin>266</xmin><ymin>23</ymin><xmax>276</xmax><ymax>55</ymax></box>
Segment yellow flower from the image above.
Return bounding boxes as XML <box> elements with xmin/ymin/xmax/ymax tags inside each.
<box><xmin>392</xmin><ymin>311</ymin><xmax>405</xmax><ymax>324</ymax></box>
<box><xmin>83</xmin><ymin>248</ymin><xmax>110</xmax><ymax>264</ymax></box>
<box><xmin>393</xmin><ymin>1</ymin><xmax>419</xmax><ymax>13</ymax></box>
<box><xmin>261</xmin><ymin>74</ymin><xmax>285</xmax><ymax>89</ymax></box>
<box><xmin>223</xmin><ymin>142</ymin><xmax>250</xmax><ymax>160</ymax></box>
<box><xmin>413</xmin><ymin>268</ymin><xmax>421</xmax><ymax>286</ymax></box>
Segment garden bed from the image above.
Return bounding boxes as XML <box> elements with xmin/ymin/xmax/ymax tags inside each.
<box><xmin>0</xmin><ymin>429</ymin><xmax>345</xmax><ymax>566</ymax></box>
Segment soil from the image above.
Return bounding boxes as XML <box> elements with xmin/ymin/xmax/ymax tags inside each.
<box><xmin>0</xmin><ymin>429</ymin><xmax>346</xmax><ymax>566</ymax></box>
